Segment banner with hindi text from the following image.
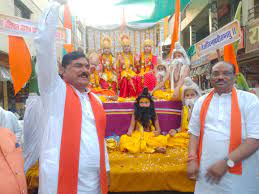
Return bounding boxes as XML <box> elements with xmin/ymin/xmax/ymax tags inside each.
<box><xmin>0</xmin><ymin>14</ymin><xmax>71</xmax><ymax>44</ymax></box>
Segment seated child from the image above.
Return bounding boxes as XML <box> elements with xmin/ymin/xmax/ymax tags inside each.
<box><xmin>167</xmin><ymin>77</ymin><xmax>201</xmax><ymax>147</ymax></box>
<box><xmin>152</xmin><ymin>59</ymin><xmax>182</xmax><ymax>101</ymax></box>
<box><xmin>120</xmin><ymin>87</ymin><xmax>167</xmax><ymax>153</ymax></box>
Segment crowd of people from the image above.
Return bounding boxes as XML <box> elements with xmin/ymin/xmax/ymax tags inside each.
<box><xmin>0</xmin><ymin>0</ymin><xmax>258</xmax><ymax>194</ymax></box>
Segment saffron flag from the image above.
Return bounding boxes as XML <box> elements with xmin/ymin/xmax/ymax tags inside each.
<box><xmin>120</xmin><ymin>8</ymin><xmax>126</xmax><ymax>32</ymax></box>
<box><xmin>169</xmin><ymin>0</ymin><xmax>180</xmax><ymax>57</ymax></box>
<box><xmin>63</xmin><ymin>4</ymin><xmax>73</xmax><ymax>53</ymax></box>
<box><xmin>223</xmin><ymin>1</ymin><xmax>242</xmax><ymax>74</ymax></box>
<box><xmin>224</xmin><ymin>43</ymin><xmax>239</xmax><ymax>74</ymax></box>
<box><xmin>8</xmin><ymin>36</ymin><xmax>32</xmax><ymax>95</ymax></box>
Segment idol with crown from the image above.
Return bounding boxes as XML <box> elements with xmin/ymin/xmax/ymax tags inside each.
<box><xmin>116</xmin><ymin>34</ymin><xmax>138</xmax><ymax>98</ymax></box>
<box><xmin>99</xmin><ymin>36</ymin><xmax>118</xmax><ymax>94</ymax></box>
<box><xmin>135</xmin><ymin>39</ymin><xmax>157</xmax><ymax>95</ymax></box>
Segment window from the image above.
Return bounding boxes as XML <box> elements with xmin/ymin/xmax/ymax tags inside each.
<box><xmin>77</xmin><ymin>28</ymin><xmax>83</xmax><ymax>43</ymax></box>
<box><xmin>14</xmin><ymin>0</ymin><xmax>32</xmax><ymax>19</ymax></box>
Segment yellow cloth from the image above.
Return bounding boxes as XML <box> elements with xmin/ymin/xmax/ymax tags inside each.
<box><xmin>120</xmin><ymin>127</ymin><xmax>167</xmax><ymax>154</ymax></box>
<box><xmin>167</xmin><ymin>105</ymin><xmax>190</xmax><ymax>147</ymax></box>
<box><xmin>26</xmin><ymin>162</ymin><xmax>39</xmax><ymax>191</ymax></box>
<box><xmin>153</xmin><ymin>89</ymin><xmax>174</xmax><ymax>101</ymax></box>
<box><xmin>121</xmin><ymin>68</ymin><xmax>136</xmax><ymax>79</ymax></box>
<box><xmin>23</xmin><ymin>143</ymin><xmax>195</xmax><ymax>193</ymax></box>
<box><xmin>153</xmin><ymin>87</ymin><xmax>183</xmax><ymax>101</ymax></box>
<box><xmin>167</xmin><ymin>132</ymin><xmax>190</xmax><ymax>148</ymax></box>
<box><xmin>109</xmin><ymin>148</ymin><xmax>195</xmax><ymax>192</ymax></box>
<box><xmin>181</xmin><ymin>105</ymin><xmax>189</xmax><ymax>132</ymax></box>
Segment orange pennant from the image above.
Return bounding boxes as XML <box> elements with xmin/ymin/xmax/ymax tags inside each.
<box><xmin>64</xmin><ymin>5</ymin><xmax>72</xmax><ymax>29</ymax></box>
<box><xmin>8</xmin><ymin>36</ymin><xmax>32</xmax><ymax>95</ymax></box>
<box><xmin>224</xmin><ymin>43</ymin><xmax>239</xmax><ymax>74</ymax></box>
<box><xmin>63</xmin><ymin>44</ymin><xmax>73</xmax><ymax>53</ymax></box>
<box><xmin>169</xmin><ymin>0</ymin><xmax>180</xmax><ymax>57</ymax></box>
<box><xmin>63</xmin><ymin>5</ymin><xmax>73</xmax><ymax>53</ymax></box>
<box><xmin>120</xmin><ymin>8</ymin><xmax>126</xmax><ymax>32</ymax></box>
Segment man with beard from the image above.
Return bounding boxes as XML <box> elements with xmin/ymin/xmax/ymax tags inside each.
<box><xmin>119</xmin><ymin>87</ymin><xmax>167</xmax><ymax>154</ymax></box>
<box><xmin>31</xmin><ymin>1</ymin><xmax>110</xmax><ymax>193</ymax></box>
<box><xmin>151</xmin><ymin>42</ymin><xmax>190</xmax><ymax>100</ymax></box>
<box><xmin>167</xmin><ymin>77</ymin><xmax>201</xmax><ymax>147</ymax></box>
<box><xmin>187</xmin><ymin>61</ymin><xmax>259</xmax><ymax>194</ymax></box>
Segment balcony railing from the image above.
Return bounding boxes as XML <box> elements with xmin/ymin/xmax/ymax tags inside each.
<box><xmin>248</xmin><ymin>4</ymin><xmax>259</xmax><ymax>23</ymax></box>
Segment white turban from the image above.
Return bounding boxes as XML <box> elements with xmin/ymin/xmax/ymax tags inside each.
<box><xmin>171</xmin><ymin>42</ymin><xmax>190</xmax><ymax>66</ymax></box>
<box><xmin>182</xmin><ymin>77</ymin><xmax>201</xmax><ymax>100</ymax></box>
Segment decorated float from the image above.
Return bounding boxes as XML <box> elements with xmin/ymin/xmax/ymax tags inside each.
<box><xmin>2</xmin><ymin>0</ymin><xmax>197</xmax><ymax>193</ymax></box>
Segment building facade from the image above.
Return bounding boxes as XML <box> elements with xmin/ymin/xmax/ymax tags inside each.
<box><xmin>180</xmin><ymin>0</ymin><xmax>258</xmax><ymax>94</ymax></box>
<box><xmin>0</xmin><ymin>0</ymin><xmax>86</xmax><ymax>117</ymax></box>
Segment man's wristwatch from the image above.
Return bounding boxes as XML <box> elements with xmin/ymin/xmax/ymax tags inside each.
<box><xmin>224</xmin><ymin>157</ymin><xmax>235</xmax><ymax>168</ymax></box>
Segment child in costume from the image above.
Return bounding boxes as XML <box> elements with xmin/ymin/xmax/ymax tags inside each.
<box><xmin>120</xmin><ymin>88</ymin><xmax>167</xmax><ymax>153</ymax></box>
<box><xmin>135</xmin><ymin>39</ymin><xmax>157</xmax><ymax>94</ymax></box>
<box><xmin>152</xmin><ymin>42</ymin><xmax>190</xmax><ymax>100</ymax></box>
<box><xmin>152</xmin><ymin>58</ymin><xmax>173</xmax><ymax>100</ymax></box>
<box><xmin>167</xmin><ymin>77</ymin><xmax>201</xmax><ymax>147</ymax></box>
<box><xmin>117</xmin><ymin>34</ymin><xmax>138</xmax><ymax>97</ymax></box>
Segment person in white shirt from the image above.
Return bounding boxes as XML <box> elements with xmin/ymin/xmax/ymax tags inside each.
<box><xmin>23</xmin><ymin>93</ymin><xmax>43</xmax><ymax>172</ymax></box>
<box><xmin>0</xmin><ymin>106</ymin><xmax>22</xmax><ymax>144</ymax></box>
<box><xmin>187</xmin><ymin>61</ymin><xmax>259</xmax><ymax>194</ymax></box>
<box><xmin>29</xmin><ymin>1</ymin><xmax>110</xmax><ymax>193</ymax></box>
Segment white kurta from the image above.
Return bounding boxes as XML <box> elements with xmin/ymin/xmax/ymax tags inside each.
<box><xmin>0</xmin><ymin>106</ymin><xmax>22</xmax><ymax>143</ymax></box>
<box><xmin>189</xmin><ymin>89</ymin><xmax>259</xmax><ymax>194</ymax></box>
<box><xmin>256</xmin><ymin>150</ymin><xmax>259</xmax><ymax>192</ymax></box>
<box><xmin>34</xmin><ymin>2</ymin><xmax>110</xmax><ymax>194</ymax></box>
<box><xmin>23</xmin><ymin>94</ymin><xmax>44</xmax><ymax>172</ymax></box>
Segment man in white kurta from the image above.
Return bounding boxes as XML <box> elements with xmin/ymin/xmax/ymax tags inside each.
<box><xmin>0</xmin><ymin>106</ymin><xmax>22</xmax><ymax>144</ymax></box>
<box><xmin>23</xmin><ymin>94</ymin><xmax>43</xmax><ymax>172</ymax></box>
<box><xmin>33</xmin><ymin>1</ymin><xmax>110</xmax><ymax>193</ymax></box>
<box><xmin>188</xmin><ymin>62</ymin><xmax>259</xmax><ymax>194</ymax></box>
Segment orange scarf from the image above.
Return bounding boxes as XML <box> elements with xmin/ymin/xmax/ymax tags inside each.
<box><xmin>198</xmin><ymin>88</ymin><xmax>242</xmax><ymax>175</ymax></box>
<box><xmin>57</xmin><ymin>84</ymin><xmax>108</xmax><ymax>194</ymax></box>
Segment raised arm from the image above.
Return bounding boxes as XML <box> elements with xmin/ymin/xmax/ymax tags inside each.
<box><xmin>172</xmin><ymin>66</ymin><xmax>190</xmax><ymax>100</ymax></box>
<box><xmin>34</xmin><ymin>1</ymin><xmax>62</xmax><ymax>94</ymax></box>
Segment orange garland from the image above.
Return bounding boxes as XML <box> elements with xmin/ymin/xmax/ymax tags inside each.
<box><xmin>121</xmin><ymin>52</ymin><xmax>133</xmax><ymax>69</ymax></box>
<box><xmin>102</xmin><ymin>54</ymin><xmax>113</xmax><ymax>65</ymax></box>
<box><xmin>141</xmin><ymin>52</ymin><xmax>152</xmax><ymax>65</ymax></box>
<box><xmin>89</xmin><ymin>71</ymin><xmax>100</xmax><ymax>87</ymax></box>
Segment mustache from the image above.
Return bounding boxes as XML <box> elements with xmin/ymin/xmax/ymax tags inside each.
<box><xmin>79</xmin><ymin>72</ymin><xmax>89</xmax><ymax>77</ymax></box>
